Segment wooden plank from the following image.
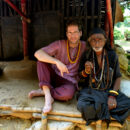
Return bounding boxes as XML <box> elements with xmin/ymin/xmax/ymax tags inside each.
<box><xmin>66</xmin><ymin>0</ymin><xmax>70</xmax><ymax>17</ymax></box>
<box><xmin>0</xmin><ymin>110</ymin><xmax>33</xmax><ymax>119</ymax></box>
<box><xmin>41</xmin><ymin>113</ymin><xmax>47</xmax><ymax>130</ymax></box>
<box><xmin>84</xmin><ymin>0</ymin><xmax>87</xmax><ymax>39</ymax></box>
<box><xmin>77</xmin><ymin>0</ymin><xmax>81</xmax><ymax>17</ymax></box>
<box><xmin>60</xmin><ymin>0</ymin><xmax>65</xmax><ymax>39</ymax></box>
<box><xmin>97</xmin><ymin>0</ymin><xmax>102</xmax><ymax>27</ymax></box>
<box><xmin>0</xmin><ymin>107</ymin><xmax>125</xmax><ymax>128</ymax></box>
<box><xmin>111</xmin><ymin>0</ymin><xmax>116</xmax><ymax>26</ymax></box>
<box><xmin>46</xmin><ymin>0</ymin><xmax>50</xmax><ymax>10</ymax></box>
<box><xmin>52</xmin><ymin>0</ymin><xmax>55</xmax><ymax>10</ymax></box>
<box><xmin>91</xmin><ymin>0</ymin><xmax>95</xmax><ymax>29</ymax></box>
<box><xmin>0</xmin><ymin>104</ymin><xmax>81</xmax><ymax>117</ymax></box>
<box><xmin>72</xmin><ymin>0</ymin><xmax>76</xmax><ymax>16</ymax></box>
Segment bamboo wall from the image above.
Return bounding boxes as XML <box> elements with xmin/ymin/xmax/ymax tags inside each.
<box><xmin>0</xmin><ymin>0</ymin><xmax>116</xmax><ymax>60</ymax></box>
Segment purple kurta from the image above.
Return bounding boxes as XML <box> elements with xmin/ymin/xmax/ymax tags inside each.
<box><xmin>42</xmin><ymin>40</ymin><xmax>86</xmax><ymax>86</ymax></box>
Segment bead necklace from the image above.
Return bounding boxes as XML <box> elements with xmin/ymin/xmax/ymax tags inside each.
<box><xmin>93</xmin><ymin>51</ymin><xmax>105</xmax><ymax>89</ymax></box>
<box><xmin>90</xmin><ymin>50</ymin><xmax>110</xmax><ymax>90</ymax></box>
<box><xmin>67</xmin><ymin>40</ymin><xmax>81</xmax><ymax>64</ymax></box>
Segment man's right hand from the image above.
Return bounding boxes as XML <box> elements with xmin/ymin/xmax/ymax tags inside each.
<box><xmin>34</xmin><ymin>49</ymin><xmax>69</xmax><ymax>76</ymax></box>
<box><xmin>85</xmin><ymin>61</ymin><xmax>93</xmax><ymax>74</ymax></box>
<box><xmin>55</xmin><ymin>60</ymin><xmax>69</xmax><ymax>77</ymax></box>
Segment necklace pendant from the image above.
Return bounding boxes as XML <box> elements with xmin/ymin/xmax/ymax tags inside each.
<box><xmin>92</xmin><ymin>78</ymin><xmax>95</xmax><ymax>83</ymax></box>
<box><xmin>67</xmin><ymin>40</ymin><xmax>81</xmax><ymax>64</ymax></box>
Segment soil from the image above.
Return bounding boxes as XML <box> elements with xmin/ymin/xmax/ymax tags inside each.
<box><xmin>0</xmin><ymin>60</ymin><xmax>129</xmax><ymax>130</ymax></box>
<box><xmin>0</xmin><ymin>60</ymin><xmax>78</xmax><ymax>111</ymax></box>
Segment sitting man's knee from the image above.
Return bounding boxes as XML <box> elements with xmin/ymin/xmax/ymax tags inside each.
<box><xmin>66</xmin><ymin>94</ymin><xmax>74</xmax><ymax>100</ymax></box>
<box><xmin>58</xmin><ymin>92</ymin><xmax>74</xmax><ymax>101</ymax></box>
<box><xmin>63</xmin><ymin>93</ymin><xmax>74</xmax><ymax>101</ymax></box>
<box><xmin>77</xmin><ymin>101</ymin><xmax>86</xmax><ymax>111</ymax></box>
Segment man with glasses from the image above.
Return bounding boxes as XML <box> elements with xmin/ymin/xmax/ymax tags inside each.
<box><xmin>28</xmin><ymin>20</ymin><xmax>86</xmax><ymax>113</ymax></box>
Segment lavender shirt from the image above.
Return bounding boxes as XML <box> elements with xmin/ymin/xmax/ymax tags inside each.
<box><xmin>42</xmin><ymin>40</ymin><xmax>86</xmax><ymax>85</ymax></box>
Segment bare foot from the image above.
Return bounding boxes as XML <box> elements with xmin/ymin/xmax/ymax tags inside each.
<box><xmin>28</xmin><ymin>89</ymin><xmax>44</xmax><ymax>99</ymax></box>
<box><xmin>43</xmin><ymin>95</ymin><xmax>54</xmax><ymax>114</ymax></box>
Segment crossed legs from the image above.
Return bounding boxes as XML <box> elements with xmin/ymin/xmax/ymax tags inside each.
<box><xmin>28</xmin><ymin>89</ymin><xmax>44</xmax><ymax>98</ymax></box>
<box><xmin>28</xmin><ymin>61</ymin><xmax>76</xmax><ymax>113</ymax></box>
<box><xmin>28</xmin><ymin>86</ymin><xmax>54</xmax><ymax>113</ymax></box>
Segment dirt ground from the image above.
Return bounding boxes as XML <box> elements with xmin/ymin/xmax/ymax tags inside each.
<box><xmin>0</xmin><ymin>60</ymin><xmax>78</xmax><ymax>111</ymax></box>
<box><xmin>0</xmin><ymin>60</ymin><xmax>129</xmax><ymax>130</ymax></box>
<box><xmin>0</xmin><ymin>60</ymin><xmax>81</xmax><ymax>130</ymax></box>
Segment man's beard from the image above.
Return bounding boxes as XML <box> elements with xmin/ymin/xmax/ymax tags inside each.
<box><xmin>92</xmin><ymin>47</ymin><xmax>103</xmax><ymax>52</ymax></box>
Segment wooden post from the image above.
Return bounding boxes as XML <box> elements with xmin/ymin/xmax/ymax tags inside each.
<box><xmin>96</xmin><ymin>120</ymin><xmax>102</xmax><ymax>130</ymax></box>
<box><xmin>4</xmin><ymin>0</ymin><xmax>30</xmax><ymax>23</ymax></box>
<box><xmin>41</xmin><ymin>113</ymin><xmax>47</xmax><ymax>130</ymax></box>
<box><xmin>106</xmin><ymin>0</ymin><xmax>114</xmax><ymax>48</ymax></box>
<box><xmin>21</xmin><ymin>0</ymin><xmax>28</xmax><ymax>59</ymax></box>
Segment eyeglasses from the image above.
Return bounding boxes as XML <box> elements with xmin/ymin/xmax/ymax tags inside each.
<box><xmin>67</xmin><ymin>31</ymin><xmax>80</xmax><ymax>36</ymax></box>
<box><xmin>89</xmin><ymin>38</ymin><xmax>106</xmax><ymax>43</ymax></box>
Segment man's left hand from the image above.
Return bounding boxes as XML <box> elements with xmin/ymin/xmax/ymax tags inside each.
<box><xmin>108</xmin><ymin>96</ymin><xmax>117</xmax><ymax>110</ymax></box>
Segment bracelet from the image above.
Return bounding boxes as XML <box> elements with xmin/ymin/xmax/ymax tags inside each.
<box><xmin>109</xmin><ymin>96</ymin><xmax>116</xmax><ymax>99</ymax></box>
<box><xmin>81</xmin><ymin>70</ymin><xmax>88</xmax><ymax>77</ymax></box>
<box><xmin>109</xmin><ymin>90</ymin><xmax>119</xmax><ymax>96</ymax></box>
<box><xmin>109</xmin><ymin>93</ymin><xmax>118</xmax><ymax>97</ymax></box>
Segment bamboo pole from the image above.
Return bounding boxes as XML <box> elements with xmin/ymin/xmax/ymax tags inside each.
<box><xmin>106</xmin><ymin>0</ymin><xmax>114</xmax><ymax>48</ymax></box>
<box><xmin>4</xmin><ymin>0</ymin><xmax>30</xmax><ymax>23</ymax></box>
<box><xmin>0</xmin><ymin>110</ymin><xmax>33</xmax><ymax>119</ymax></box>
<box><xmin>96</xmin><ymin>120</ymin><xmax>102</xmax><ymax>130</ymax></box>
<box><xmin>0</xmin><ymin>104</ymin><xmax>127</xmax><ymax>128</ymax></box>
<box><xmin>105</xmin><ymin>16</ymin><xmax>109</xmax><ymax>38</ymax></box>
<box><xmin>0</xmin><ymin>110</ymin><xmax>123</xmax><ymax>128</ymax></box>
<box><xmin>0</xmin><ymin>110</ymin><xmax>11</xmax><ymax>116</ymax></box>
<box><xmin>0</xmin><ymin>105</ymin><xmax>42</xmax><ymax>112</ymax></box>
<box><xmin>102</xmin><ymin>121</ymin><xmax>123</xmax><ymax>128</ymax></box>
<box><xmin>0</xmin><ymin>105</ymin><xmax>81</xmax><ymax>117</ymax></box>
<box><xmin>21</xmin><ymin>0</ymin><xmax>29</xmax><ymax>59</ymax></box>
<box><xmin>50</xmin><ymin>110</ymin><xmax>81</xmax><ymax>118</ymax></box>
<box><xmin>33</xmin><ymin>113</ymin><xmax>86</xmax><ymax>124</ymax></box>
<box><xmin>41</xmin><ymin>113</ymin><xmax>47</xmax><ymax>130</ymax></box>
<box><xmin>35</xmin><ymin>114</ymin><xmax>123</xmax><ymax>128</ymax></box>
<box><xmin>12</xmin><ymin>106</ymin><xmax>42</xmax><ymax>113</ymax></box>
<box><xmin>32</xmin><ymin>113</ymin><xmax>123</xmax><ymax>128</ymax></box>
<box><xmin>0</xmin><ymin>104</ymin><xmax>12</xmax><ymax>110</ymax></box>
<box><xmin>48</xmin><ymin>115</ymin><xmax>87</xmax><ymax>124</ymax></box>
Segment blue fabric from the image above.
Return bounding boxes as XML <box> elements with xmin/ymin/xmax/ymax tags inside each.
<box><xmin>77</xmin><ymin>88</ymin><xmax>130</xmax><ymax>125</ymax></box>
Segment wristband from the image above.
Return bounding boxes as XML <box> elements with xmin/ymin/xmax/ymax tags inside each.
<box><xmin>81</xmin><ymin>70</ymin><xmax>88</xmax><ymax>77</ymax></box>
<box><xmin>109</xmin><ymin>90</ymin><xmax>119</xmax><ymax>96</ymax></box>
<box><xmin>109</xmin><ymin>96</ymin><xmax>116</xmax><ymax>99</ymax></box>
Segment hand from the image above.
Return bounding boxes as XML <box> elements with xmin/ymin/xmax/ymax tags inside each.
<box><xmin>55</xmin><ymin>60</ymin><xmax>69</xmax><ymax>77</ymax></box>
<box><xmin>85</xmin><ymin>61</ymin><xmax>93</xmax><ymax>74</ymax></box>
<box><xmin>108</xmin><ymin>96</ymin><xmax>117</xmax><ymax>110</ymax></box>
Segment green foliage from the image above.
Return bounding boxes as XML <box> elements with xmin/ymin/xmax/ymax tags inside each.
<box><xmin>114</xmin><ymin>18</ymin><xmax>130</xmax><ymax>40</ymax></box>
<box><xmin>116</xmin><ymin>22</ymin><xmax>124</xmax><ymax>28</ymax></box>
<box><xmin>118</xmin><ymin>0</ymin><xmax>130</xmax><ymax>13</ymax></box>
<box><xmin>121</xmin><ymin>6</ymin><xmax>125</xmax><ymax>14</ymax></box>
<box><xmin>128</xmin><ymin>65</ymin><xmax>130</xmax><ymax>73</ymax></box>
<box><xmin>124</xmin><ymin>30</ymin><xmax>130</xmax><ymax>40</ymax></box>
<box><xmin>126</xmin><ymin>53</ymin><xmax>130</xmax><ymax>60</ymax></box>
<box><xmin>124</xmin><ymin>18</ymin><xmax>130</xmax><ymax>27</ymax></box>
<box><xmin>125</xmin><ymin>53</ymin><xmax>130</xmax><ymax>72</ymax></box>
<box><xmin>114</xmin><ymin>29</ymin><xmax>124</xmax><ymax>40</ymax></box>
